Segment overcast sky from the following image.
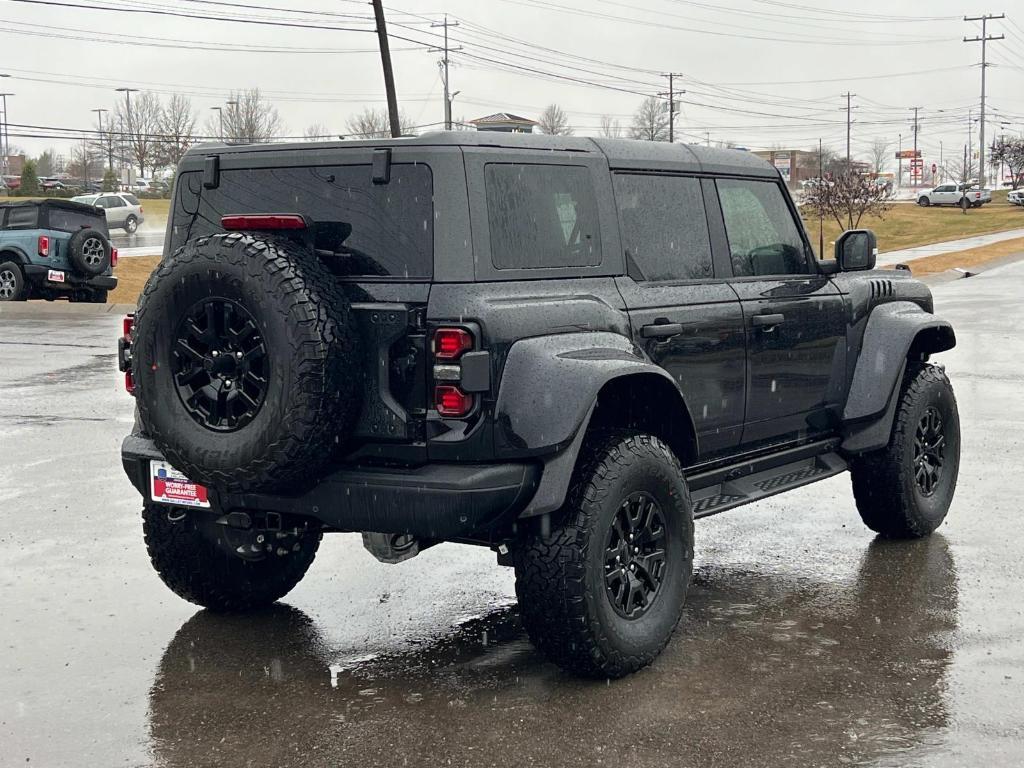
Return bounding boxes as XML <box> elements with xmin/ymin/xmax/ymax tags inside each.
<box><xmin>3</xmin><ymin>0</ymin><xmax>1023</xmax><ymax>172</ymax></box>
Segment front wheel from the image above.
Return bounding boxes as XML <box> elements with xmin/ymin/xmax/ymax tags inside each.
<box><xmin>514</xmin><ymin>432</ymin><xmax>694</xmax><ymax>678</ymax></box>
<box><xmin>850</xmin><ymin>363</ymin><xmax>960</xmax><ymax>538</ymax></box>
<box><xmin>142</xmin><ymin>504</ymin><xmax>321</xmax><ymax>611</ymax></box>
<box><xmin>918</xmin><ymin>197</ymin><xmax>930</xmax><ymax>207</ymax></box>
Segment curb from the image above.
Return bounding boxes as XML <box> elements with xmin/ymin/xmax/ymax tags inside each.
<box><xmin>0</xmin><ymin>302</ymin><xmax>136</xmax><ymax>319</ymax></box>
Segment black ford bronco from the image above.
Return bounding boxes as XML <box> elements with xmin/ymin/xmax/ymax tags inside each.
<box><xmin>120</xmin><ymin>133</ymin><xmax>959</xmax><ymax>677</ymax></box>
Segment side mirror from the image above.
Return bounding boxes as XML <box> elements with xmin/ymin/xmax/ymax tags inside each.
<box><xmin>835</xmin><ymin>229</ymin><xmax>877</xmax><ymax>271</ymax></box>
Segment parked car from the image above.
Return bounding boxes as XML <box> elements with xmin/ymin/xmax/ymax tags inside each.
<box><xmin>1008</xmin><ymin>188</ymin><xmax>1023</xmax><ymax>207</ymax></box>
<box><xmin>119</xmin><ymin>133</ymin><xmax>959</xmax><ymax>678</ymax></box>
<box><xmin>4</xmin><ymin>176</ymin><xmax>21</xmax><ymax>192</ymax></box>
<box><xmin>70</xmin><ymin>192</ymin><xmax>145</xmax><ymax>233</ymax></box>
<box><xmin>917</xmin><ymin>183</ymin><xmax>992</xmax><ymax>208</ymax></box>
<box><xmin>0</xmin><ymin>199</ymin><xmax>117</xmax><ymax>302</ymax></box>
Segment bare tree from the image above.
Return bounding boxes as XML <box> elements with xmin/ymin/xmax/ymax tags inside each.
<box><xmin>537</xmin><ymin>103</ymin><xmax>573</xmax><ymax>136</ymax></box>
<box><xmin>629</xmin><ymin>97</ymin><xmax>669</xmax><ymax>142</ymax></box>
<box><xmin>158</xmin><ymin>94</ymin><xmax>197</xmax><ymax>169</ymax></box>
<box><xmin>798</xmin><ymin>143</ymin><xmax>844</xmax><ymax>179</ymax></box>
<box><xmin>344</xmin><ymin>107</ymin><xmax>416</xmax><ymax>139</ymax></box>
<box><xmin>599</xmin><ymin>115</ymin><xmax>622</xmax><ymax>138</ymax></box>
<box><xmin>90</xmin><ymin>114</ymin><xmax>117</xmax><ymax>173</ymax></box>
<box><xmin>214</xmin><ymin>89</ymin><xmax>283</xmax><ymax>145</ymax></box>
<box><xmin>800</xmin><ymin>173</ymin><xmax>892</xmax><ymax>230</ymax></box>
<box><xmin>303</xmin><ymin>123</ymin><xmax>331</xmax><ymax>142</ymax></box>
<box><xmin>115</xmin><ymin>91</ymin><xmax>162</xmax><ymax>177</ymax></box>
<box><xmin>869</xmin><ymin>138</ymin><xmax>892</xmax><ymax>175</ymax></box>
<box><xmin>990</xmin><ymin>136</ymin><xmax>1024</xmax><ymax>189</ymax></box>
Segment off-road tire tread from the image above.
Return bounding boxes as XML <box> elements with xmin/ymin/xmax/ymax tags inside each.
<box><xmin>850</xmin><ymin>362</ymin><xmax>957</xmax><ymax>538</ymax></box>
<box><xmin>133</xmin><ymin>233</ymin><xmax>358</xmax><ymax>492</ymax></box>
<box><xmin>514</xmin><ymin>431</ymin><xmax>693</xmax><ymax>678</ymax></box>
<box><xmin>142</xmin><ymin>504</ymin><xmax>321</xmax><ymax>611</ymax></box>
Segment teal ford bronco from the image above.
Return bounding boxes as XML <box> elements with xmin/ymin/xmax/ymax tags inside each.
<box><xmin>0</xmin><ymin>199</ymin><xmax>118</xmax><ymax>302</ymax></box>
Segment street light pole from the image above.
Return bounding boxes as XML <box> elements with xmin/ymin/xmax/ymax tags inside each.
<box><xmin>0</xmin><ymin>73</ymin><xmax>9</xmax><ymax>174</ymax></box>
<box><xmin>116</xmin><ymin>87</ymin><xmax>139</xmax><ymax>179</ymax></box>
<box><xmin>92</xmin><ymin>108</ymin><xmax>111</xmax><ymax>171</ymax></box>
<box><xmin>211</xmin><ymin>106</ymin><xmax>223</xmax><ymax>140</ymax></box>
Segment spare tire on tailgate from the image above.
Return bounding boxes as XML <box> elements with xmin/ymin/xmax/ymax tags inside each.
<box><xmin>68</xmin><ymin>227</ymin><xmax>111</xmax><ymax>276</ymax></box>
<box><xmin>132</xmin><ymin>232</ymin><xmax>360</xmax><ymax>492</ymax></box>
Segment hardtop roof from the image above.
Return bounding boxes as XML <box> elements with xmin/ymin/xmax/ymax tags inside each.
<box><xmin>183</xmin><ymin>132</ymin><xmax>777</xmax><ymax>178</ymax></box>
<box><xmin>0</xmin><ymin>198</ymin><xmax>104</xmax><ymax>214</ymax></box>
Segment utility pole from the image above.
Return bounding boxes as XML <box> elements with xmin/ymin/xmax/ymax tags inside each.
<box><xmin>0</xmin><ymin>73</ymin><xmax>9</xmax><ymax>175</ymax></box>
<box><xmin>658</xmin><ymin>74</ymin><xmax>684</xmax><ymax>143</ymax></box>
<box><xmin>818</xmin><ymin>137</ymin><xmax>824</xmax><ymax>259</ymax></box>
<box><xmin>910</xmin><ymin>106</ymin><xmax>921</xmax><ymax>188</ymax></box>
<box><xmin>116</xmin><ymin>87</ymin><xmax>138</xmax><ymax>180</ymax></box>
<box><xmin>430</xmin><ymin>15</ymin><xmax>462</xmax><ymax>131</ymax></box>
<box><xmin>371</xmin><ymin>0</ymin><xmax>401</xmax><ymax>138</ymax></box>
<box><xmin>210</xmin><ymin>106</ymin><xmax>224</xmax><ymax>140</ymax></box>
<box><xmin>964</xmin><ymin>14</ymin><xmax>1004</xmax><ymax>187</ymax></box>
<box><xmin>92</xmin><ymin>108</ymin><xmax>111</xmax><ymax>171</ymax></box>
<box><xmin>842</xmin><ymin>92</ymin><xmax>856</xmax><ymax>171</ymax></box>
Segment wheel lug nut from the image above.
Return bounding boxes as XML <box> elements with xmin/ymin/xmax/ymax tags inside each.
<box><xmin>211</xmin><ymin>350</ymin><xmax>219</xmax><ymax>357</ymax></box>
<box><xmin>236</xmin><ymin>351</ymin><xmax>243</xmax><ymax>359</ymax></box>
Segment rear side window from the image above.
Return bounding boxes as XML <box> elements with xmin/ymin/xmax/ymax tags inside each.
<box><xmin>122</xmin><ymin>193</ymin><xmax>140</xmax><ymax>206</ymax></box>
<box><xmin>613</xmin><ymin>174</ymin><xmax>712</xmax><ymax>281</ymax></box>
<box><xmin>171</xmin><ymin>164</ymin><xmax>433</xmax><ymax>279</ymax></box>
<box><xmin>716</xmin><ymin>179</ymin><xmax>809</xmax><ymax>277</ymax></box>
<box><xmin>484</xmin><ymin>164</ymin><xmax>601</xmax><ymax>270</ymax></box>
<box><xmin>5</xmin><ymin>207</ymin><xmax>38</xmax><ymax>229</ymax></box>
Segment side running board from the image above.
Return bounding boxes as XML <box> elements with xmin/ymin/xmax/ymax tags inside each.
<box><xmin>686</xmin><ymin>442</ymin><xmax>848</xmax><ymax>519</ymax></box>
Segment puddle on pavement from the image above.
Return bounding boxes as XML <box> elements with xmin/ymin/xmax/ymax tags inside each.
<box><xmin>146</xmin><ymin>535</ymin><xmax>958</xmax><ymax>768</ymax></box>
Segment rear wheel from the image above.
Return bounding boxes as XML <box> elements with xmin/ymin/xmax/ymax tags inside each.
<box><xmin>0</xmin><ymin>261</ymin><xmax>26</xmax><ymax>301</ymax></box>
<box><xmin>124</xmin><ymin>215</ymin><xmax>139</xmax><ymax>234</ymax></box>
<box><xmin>514</xmin><ymin>432</ymin><xmax>694</xmax><ymax>677</ymax></box>
<box><xmin>850</xmin><ymin>362</ymin><xmax>960</xmax><ymax>538</ymax></box>
<box><xmin>142</xmin><ymin>504</ymin><xmax>321</xmax><ymax>611</ymax></box>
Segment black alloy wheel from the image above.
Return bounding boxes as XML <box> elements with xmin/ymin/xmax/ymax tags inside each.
<box><xmin>604</xmin><ymin>491</ymin><xmax>668</xmax><ymax>619</ymax></box>
<box><xmin>913</xmin><ymin>406</ymin><xmax>945</xmax><ymax>497</ymax></box>
<box><xmin>172</xmin><ymin>297</ymin><xmax>269</xmax><ymax>432</ymax></box>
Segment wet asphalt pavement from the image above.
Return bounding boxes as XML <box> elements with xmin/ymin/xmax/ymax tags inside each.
<box><xmin>2</xmin><ymin>263</ymin><xmax>1023</xmax><ymax>767</ymax></box>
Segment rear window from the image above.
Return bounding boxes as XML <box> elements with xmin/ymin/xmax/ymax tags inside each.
<box><xmin>484</xmin><ymin>164</ymin><xmax>601</xmax><ymax>270</ymax></box>
<box><xmin>46</xmin><ymin>209</ymin><xmax>107</xmax><ymax>235</ymax></box>
<box><xmin>171</xmin><ymin>164</ymin><xmax>433</xmax><ymax>279</ymax></box>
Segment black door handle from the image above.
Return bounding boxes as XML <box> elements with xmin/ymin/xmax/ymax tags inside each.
<box><xmin>751</xmin><ymin>313</ymin><xmax>785</xmax><ymax>329</ymax></box>
<box><xmin>641</xmin><ymin>322</ymin><xmax>684</xmax><ymax>339</ymax></box>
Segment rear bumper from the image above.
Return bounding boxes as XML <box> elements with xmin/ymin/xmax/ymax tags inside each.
<box><xmin>23</xmin><ymin>264</ymin><xmax>117</xmax><ymax>290</ymax></box>
<box><xmin>121</xmin><ymin>435</ymin><xmax>541</xmax><ymax>540</ymax></box>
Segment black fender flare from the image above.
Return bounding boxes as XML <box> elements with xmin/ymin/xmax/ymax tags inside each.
<box><xmin>493</xmin><ymin>331</ymin><xmax>697</xmax><ymax>517</ymax></box>
<box><xmin>841</xmin><ymin>301</ymin><xmax>955</xmax><ymax>454</ymax></box>
<box><xmin>0</xmin><ymin>246</ymin><xmax>29</xmax><ymax>265</ymax></box>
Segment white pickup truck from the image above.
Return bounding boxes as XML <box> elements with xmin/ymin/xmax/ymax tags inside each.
<box><xmin>917</xmin><ymin>183</ymin><xmax>992</xmax><ymax>208</ymax></box>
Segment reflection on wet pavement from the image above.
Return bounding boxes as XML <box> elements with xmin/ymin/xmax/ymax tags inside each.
<box><xmin>148</xmin><ymin>538</ymin><xmax>957</xmax><ymax>768</ymax></box>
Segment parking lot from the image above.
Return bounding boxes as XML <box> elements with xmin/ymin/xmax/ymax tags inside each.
<box><xmin>0</xmin><ymin>260</ymin><xmax>1021</xmax><ymax>767</ymax></box>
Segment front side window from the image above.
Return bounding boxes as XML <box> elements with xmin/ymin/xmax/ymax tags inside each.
<box><xmin>716</xmin><ymin>179</ymin><xmax>809</xmax><ymax>277</ymax></box>
<box><xmin>485</xmin><ymin>164</ymin><xmax>601</xmax><ymax>269</ymax></box>
<box><xmin>613</xmin><ymin>173</ymin><xmax>712</xmax><ymax>281</ymax></box>
<box><xmin>171</xmin><ymin>164</ymin><xmax>434</xmax><ymax>279</ymax></box>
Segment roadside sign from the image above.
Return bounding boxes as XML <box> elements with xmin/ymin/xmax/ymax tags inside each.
<box><xmin>895</xmin><ymin>149</ymin><xmax>922</xmax><ymax>159</ymax></box>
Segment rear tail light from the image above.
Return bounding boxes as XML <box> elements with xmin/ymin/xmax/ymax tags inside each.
<box><xmin>38</xmin><ymin>235</ymin><xmax>49</xmax><ymax>257</ymax></box>
<box><xmin>139</xmin><ymin>205</ymin><xmax>144</xmax><ymax>214</ymax></box>
<box><xmin>432</xmin><ymin>326</ymin><xmax>477</xmax><ymax>417</ymax></box>
<box><xmin>119</xmin><ymin>315</ymin><xmax>135</xmax><ymax>394</ymax></box>
<box><xmin>111</xmin><ymin>248</ymin><xmax>119</xmax><ymax>268</ymax></box>
<box><xmin>433</xmin><ymin>327</ymin><xmax>473</xmax><ymax>360</ymax></box>
<box><xmin>435</xmin><ymin>385</ymin><xmax>473</xmax><ymax>417</ymax></box>
<box><xmin>221</xmin><ymin>214</ymin><xmax>307</xmax><ymax>231</ymax></box>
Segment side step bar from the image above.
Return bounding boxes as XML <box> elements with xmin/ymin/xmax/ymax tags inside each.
<box><xmin>686</xmin><ymin>442</ymin><xmax>848</xmax><ymax>519</ymax></box>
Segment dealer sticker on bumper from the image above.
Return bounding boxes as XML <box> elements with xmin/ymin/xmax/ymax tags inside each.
<box><xmin>150</xmin><ymin>461</ymin><xmax>210</xmax><ymax>508</ymax></box>
<box><xmin>47</xmin><ymin>269</ymin><xmax>65</xmax><ymax>283</ymax></box>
